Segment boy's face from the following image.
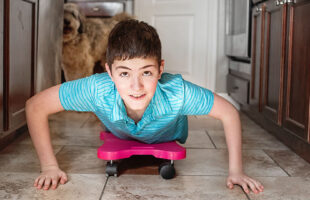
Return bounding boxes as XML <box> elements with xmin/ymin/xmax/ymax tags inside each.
<box><xmin>106</xmin><ymin>57</ymin><xmax>164</xmax><ymax>114</ymax></box>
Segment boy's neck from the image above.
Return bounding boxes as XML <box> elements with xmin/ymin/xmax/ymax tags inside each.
<box><xmin>126</xmin><ymin>107</ymin><xmax>145</xmax><ymax>124</ymax></box>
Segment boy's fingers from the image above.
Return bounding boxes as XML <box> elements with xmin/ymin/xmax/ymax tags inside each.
<box><xmin>60</xmin><ymin>173</ymin><xmax>68</xmax><ymax>184</ymax></box>
<box><xmin>34</xmin><ymin>177</ymin><xmax>39</xmax><ymax>187</ymax></box>
<box><xmin>241</xmin><ymin>183</ymin><xmax>249</xmax><ymax>194</ymax></box>
<box><xmin>251</xmin><ymin>179</ymin><xmax>263</xmax><ymax>192</ymax></box>
<box><xmin>226</xmin><ymin>180</ymin><xmax>234</xmax><ymax>189</ymax></box>
<box><xmin>37</xmin><ymin>177</ymin><xmax>45</xmax><ymax>189</ymax></box>
<box><xmin>51</xmin><ymin>177</ymin><xmax>58</xmax><ymax>189</ymax></box>
<box><xmin>246</xmin><ymin>179</ymin><xmax>257</xmax><ymax>193</ymax></box>
<box><xmin>43</xmin><ymin>177</ymin><xmax>52</xmax><ymax>190</ymax></box>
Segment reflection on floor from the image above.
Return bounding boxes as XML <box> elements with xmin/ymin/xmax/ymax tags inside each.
<box><xmin>0</xmin><ymin>111</ymin><xmax>310</xmax><ymax>199</ymax></box>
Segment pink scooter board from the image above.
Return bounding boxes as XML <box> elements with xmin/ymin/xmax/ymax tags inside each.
<box><xmin>97</xmin><ymin>131</ymin><xmax>186</xmax><ymax>179</ymax></box>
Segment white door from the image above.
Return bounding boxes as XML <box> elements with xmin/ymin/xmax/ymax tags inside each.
<box><xmin>134</xmin><ymin>0</ymin><xmax>218</xmax><ymax>90</ymax></box>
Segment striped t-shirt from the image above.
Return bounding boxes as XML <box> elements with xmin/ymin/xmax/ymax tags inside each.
<box><xmin>59</xmin><ymin>72</ymin><xmax>214</xmax><ymax>144</ymax></box>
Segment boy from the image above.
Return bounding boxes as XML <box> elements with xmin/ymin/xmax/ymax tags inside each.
<box><xmin>26</xmin><ymin>19</ymin><xmax>264</xmax><ymax>193</ymax></box>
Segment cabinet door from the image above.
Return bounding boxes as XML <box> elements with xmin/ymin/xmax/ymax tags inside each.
<box><xmin>261</xmin><ymin>0</ymin><xmax>287</xmax><ymax>125</ymax></box>
<box><xmin>250</xmin><ymin>4</ymin><xmax>264</xmax><ymax>110</ymax></box>
<box><xmin>0</xmin><ymin>0</ymin><xmax>3</xmax><ymax>131</ymax></box>
<box><xmin>8</xmin><ymin>0</ymin><xmax>36</xmax><ymax>130</ymax></box>
<box><xmin>283</xmin><ymin>0</ymin><xmax>310</xmax><ymax>142</ymax></box>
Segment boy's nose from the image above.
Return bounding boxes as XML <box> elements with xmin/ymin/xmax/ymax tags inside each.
<box><xmin>131</xmin><ymin>76</ymin><xmax>143</xmax><ymax>91</ymax></box>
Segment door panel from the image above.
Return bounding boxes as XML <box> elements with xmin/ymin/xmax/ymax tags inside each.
<box><xmin>0</xmin><ymin>0</ymin><xmax>3</xmax><ymax>131</ymax></box>
<box><xmin>250</xmin><ymin>4</ymin><xmax>264</xmax><ymax>110</ymax></box>
<box><xmin>134</xmin><ymin>0</ymin><xmax>217</xmax><ymax>89</ymax></box>
<box><xmin>261</xmin><ymin>1</ymin><xmax>287</xmax><ymax>125</ymax></box>
<box><xmin>8</xmin><ymin>0</ymin><xmax>36</xmax><ymax>129</ymax></box>
<box><xmin>283</xmin><ymin>0</ymin><xmax>310</xmax><ymax>141</ymax></box>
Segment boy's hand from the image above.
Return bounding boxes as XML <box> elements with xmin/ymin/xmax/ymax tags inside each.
<box><xmin>34</xmin><ymin>165</ymin><xmax>68</xmax><ymax>190</ymax></box>
<box><xmin>226</xmin><ymin>172</ymin><xmax>264</xmax><ymax>194</ymax></box>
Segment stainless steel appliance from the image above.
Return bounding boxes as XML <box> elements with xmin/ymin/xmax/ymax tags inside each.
<box><xmin>225</xmin><ymin>0</ymin><xmax>253</xmax><ymax>105</ymax></box>
<box><xmin>67</xmin><ymin>0</ymin><xmax>134</xmax><ymax>17</ymax></box>
<box><xmin>225</xmin><ymin>0</ymin><xmax>252</xmax><ymax>59</ymax></box>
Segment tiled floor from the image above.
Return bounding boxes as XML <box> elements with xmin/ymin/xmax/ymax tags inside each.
<box><xmin>1</xmin><ymin>111</ymin><xmax>310</xmax><ymax>199</ymax></box>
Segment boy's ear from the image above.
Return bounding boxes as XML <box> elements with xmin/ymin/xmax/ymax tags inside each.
<box><xmin>159</xmin><ymin>60</ymin><xmax>165</xmax><ymax>78</ymax></box>
<box><xmin>105</xmin><ymin>63</ymin><xmax>113</xmax><ymax>80</ymax></box>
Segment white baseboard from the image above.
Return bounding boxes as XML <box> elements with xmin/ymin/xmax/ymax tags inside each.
<box><xmin>216</xmin><ymin>93</ymin><xmax>240</xmax><ymax>110</ymax></box>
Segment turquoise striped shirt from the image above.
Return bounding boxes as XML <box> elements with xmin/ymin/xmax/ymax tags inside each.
<box><xmin>59</xmin><ymin>72</ymin><xmax>214</xmax><ymax>144</ymax></box>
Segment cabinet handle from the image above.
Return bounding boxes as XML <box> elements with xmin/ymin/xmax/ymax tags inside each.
<box><xmin>285</xmin><ymin>0</ymin><xmax>295</xmax><ymax>4</ymax></box>
<box><xmin>233</xmin><ymin>86</ymin><xmax>239</xmax><ymax>90</ymax></box>
<box><xmin>256</xmin><ymin>7</ymin><xmax>262</xmax><ymax>13</ymax></box>
<box><xmin>276</xmin><ymin>0</ymin><xmax>295</xmax><ymax>5</ymax></box>
<box><xmin>92</xmin><ymin>7</ymin><xmax>100</xmax><ymax>11</ymax></box>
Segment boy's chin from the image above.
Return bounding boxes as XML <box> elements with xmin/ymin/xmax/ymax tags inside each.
<box><xmin>124</xmin><ymin>100</ymin><xmax>150</xmax><ymax>111</ymax></box>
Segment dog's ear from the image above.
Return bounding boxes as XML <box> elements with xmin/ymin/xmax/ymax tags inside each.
<box><xmin>77</xmin><ymin>12</ymin><xmax>86</xmax><ymax>34</ymax></box>
<box><xmin>78</xmin><ymin>18</ymin><xmax>83</xmax><ymax>34</ymax></box>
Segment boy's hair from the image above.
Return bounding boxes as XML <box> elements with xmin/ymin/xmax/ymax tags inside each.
<box><xmin>106</xmin><ymin>19</ymin><xmax>162</xmax><ymax>70</ymax></box>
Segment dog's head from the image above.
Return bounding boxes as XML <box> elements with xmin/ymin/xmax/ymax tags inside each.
<box><xmin>63</xmin><ymin>3</ymin><xmax>84</xmax><ymax>43</ymax></box>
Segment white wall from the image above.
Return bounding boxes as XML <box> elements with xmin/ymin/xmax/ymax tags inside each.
<box><xmin>214</xmin><ymin>0</ymin><xmax>229</xmax><ymax>93</ymax></box>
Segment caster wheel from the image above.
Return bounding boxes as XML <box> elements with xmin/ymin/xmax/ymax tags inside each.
<box><xmin>106</xmin><ymin>161</ymin><xmax>118</xmax><ymax>177</ymax></box>
<box><xmin>158</xmin><ymin>161</ymin><xmax>175</xmax><ymax>179</ymax></box>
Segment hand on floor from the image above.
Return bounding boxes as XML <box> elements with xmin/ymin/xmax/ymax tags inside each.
<box><xmin>226</xmin><ymin>172</ymin><xmax>264</xmax><ymax>194</ymax></box>
<box><xmin>34</xmin><ymin>165</ymin><xmax>68</xmax><ymax>190</ymax></box>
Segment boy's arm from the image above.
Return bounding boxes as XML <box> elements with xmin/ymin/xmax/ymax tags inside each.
<box><xmin>208</xmin><ymin>93</ymin><xmax>264</xmax><ymax>194</ymax></box>
<box><xmin>26</xmin><ymin>84</ymin><xmax>67</xmax><ymax>190</ymax></box>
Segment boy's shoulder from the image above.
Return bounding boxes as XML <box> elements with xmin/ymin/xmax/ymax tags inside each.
<box><xmin>92</xmin><ymin>72</ymin><xmax>115</xmax><ymax>96</ymax></box>
<box><xmin>158</xmin><ymin>73</ymin><xmax>184</xmax><ymax>98</ymax></box>
<box><xmin>159</xmin><ymin>73</ymin><xmax>183</xmax><ymax>84</ymax></box>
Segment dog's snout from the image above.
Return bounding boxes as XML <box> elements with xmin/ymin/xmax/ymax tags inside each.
<box><xmin>64</xmin><ymin>19</ymin><xmax>70</xmax><ymax>26</ymax></box>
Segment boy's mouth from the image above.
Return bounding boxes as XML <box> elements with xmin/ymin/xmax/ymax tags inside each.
<box><xmin>129</xmin><ymin>94</ymin><xmax>146</xmax><ymax>100</ymax></box>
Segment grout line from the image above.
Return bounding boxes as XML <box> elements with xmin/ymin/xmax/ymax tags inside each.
<box><xmin>239</xmin><ymin>185</ymin><xmax>251</xmax><ymax>200</ymax></box>
<box><xmin>185</xmin><ymin>147</ymin><xmax>217</xmax><ymax>150</ymax></box>
<box><xmin>205</xmin><ymin>130</ymin><xmax>217</xmax><ymax>149</ymax></box>
<box><xmin>98</xmin><ymin>176</ymin><xmax>109</xmax><ymax>200</ymax></box>
<box><xmin>55</xmin><ymin>146</ymin><xmax>65</xmax><ymax>156</ymax></box>
<box><xmin>263</xmin><ymin>150</ymin><xmax>291</xmax><ymax>177</ymax></box>
<box><xmin>80</xmin><ymin>115</ymin><xmax>92</xmax><ymax>128</ymax></box>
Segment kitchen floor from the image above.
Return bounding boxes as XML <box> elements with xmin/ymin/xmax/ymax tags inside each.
<box><xmin>1</xmin><ymin>111</ymin><xmax>310</xmax><ymax>200</ymax></box>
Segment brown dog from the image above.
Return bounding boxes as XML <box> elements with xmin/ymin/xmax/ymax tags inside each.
<box><xmin>62</xmin><ymin>3</ymin><xmax>131</xmax><ymax>81</ymax></box>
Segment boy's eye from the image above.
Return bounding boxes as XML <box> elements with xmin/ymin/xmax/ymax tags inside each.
<box><xmin>120</xmin><ymin>72</ymin><xmax>128</xmax><ymax>77</ymax></box>
<box><xmin>143</xmin><ymin>71</ymin><xmax>152</xmax><ymax>76</ymax></box>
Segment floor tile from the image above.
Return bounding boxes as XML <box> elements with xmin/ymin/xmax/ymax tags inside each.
<box><xmin>16</xmin><ymin>129</ymin><xmax>104</xmax><ymax>147</ymax></box>
<box><xmin>247</xmin><ymin>177</ymin><xmax>310</xmax><ymax>200</ymax></box>
<box><xmin>56</xmin><ymin>145</ymin><xmax>106</xmax><ymax>174</ymax></box>
<box><xmin>188</xmin><ymin>116</ymin><xmax>223</xmax><ymax>131</ymax></box>
<box><xmin>182</xmin><ymin>130</ymin><xmax>215</xmax><ymax>149</ymax></box>
<box><xmin>264</xmin><ymin>150</ymin><xmax>310</xmax><ymax>177</ymax></box>
<box><xmin>48</xmin><ymin>111</ymin><xmax>92</xmax><ymax>122</ymax></box>
<box><xmin>239</xmin><ymin>113</ymin><xmax>264</xmax><ymax>130</ymax></box>
<box><xmin>48</xmin><ymin>111</ymin><xmax>92</xmax><ymax>131</ymax></box>
<box><xmin>175</xmin><ymin>149</ymin><xmax>288</xmax><ymax>177</ymax></box>
<box><xmin>102</xmin><ymin>175</ymin><xmax>248</xmax><ymax>200</ymax></box>
<box><xmin>0</xmin><ymin>172</ymin><xmax>106</xmax><ymax>200</ymax></box>
<box><xmin>0</xmin><ymin>144</ymin><xmax>62</xmax><ymax>173</ymax></box>
<box><xmin>208</xmin><ymin>129</ymin><xmax>288</xmax><ymax>150</ymax></box>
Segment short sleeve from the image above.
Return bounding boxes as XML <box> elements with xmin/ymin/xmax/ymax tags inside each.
<box><xmin>59</xmin><ymin>75</ymin><xmax>97</xmax><ymax>112</ymax></box>
<box><xmin>181</xmin><ymin>79</ymin><xmax>214</xmax><ymax>115</ymax></box>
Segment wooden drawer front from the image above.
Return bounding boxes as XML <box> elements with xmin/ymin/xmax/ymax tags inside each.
<box><xmin>76</xmin><ymin>2</ymin><xmax>125</xmax><ymax>17</ymax></box>
<box><xmin>227</xmin><ymin>74</ymin><xmax>249</xmax><ymax>105</ymax></box>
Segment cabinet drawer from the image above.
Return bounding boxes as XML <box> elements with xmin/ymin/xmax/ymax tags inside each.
<box><xmin>227</xmin><ymin>74</ymin><xmax>249</xmax><ymax>105</ymax></box>
<box><xmin>75</xmin><ymin>2</ymin><xmax>125</xmax><ymax>17</ymax></box>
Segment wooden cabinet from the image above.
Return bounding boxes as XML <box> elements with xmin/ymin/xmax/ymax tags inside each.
<box><xmin>0</xmin><ymin>1</ymin><xmax>3</xmax><ymax>132</ymax></box>
<box><xmin>251</xmin><ymin>1</ymin><xmax>287</xmax><ymax>125</ymax></box>
<box><xmin>247</xmin><ymin>0</ymin><xmax>310</xmax><ymax>162</ymax></box>
<box><xmin>250</xmin><ymin>4</ymin><xmax>264</xmax><ymax>110</ymax></box>
<box><xmin>1</xmin><ymin>0</ymin><xmax>37</xmax><ymax>146</ymax></box>
<box><xmin>282</xmin><ymin>0</ymin><xmax>310</xmax><ymax>141</ymax></box>
<box><xmin>261</xmin><ymin>1</ymin><xmax>287</xmax><ymax>125</ymax></box>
